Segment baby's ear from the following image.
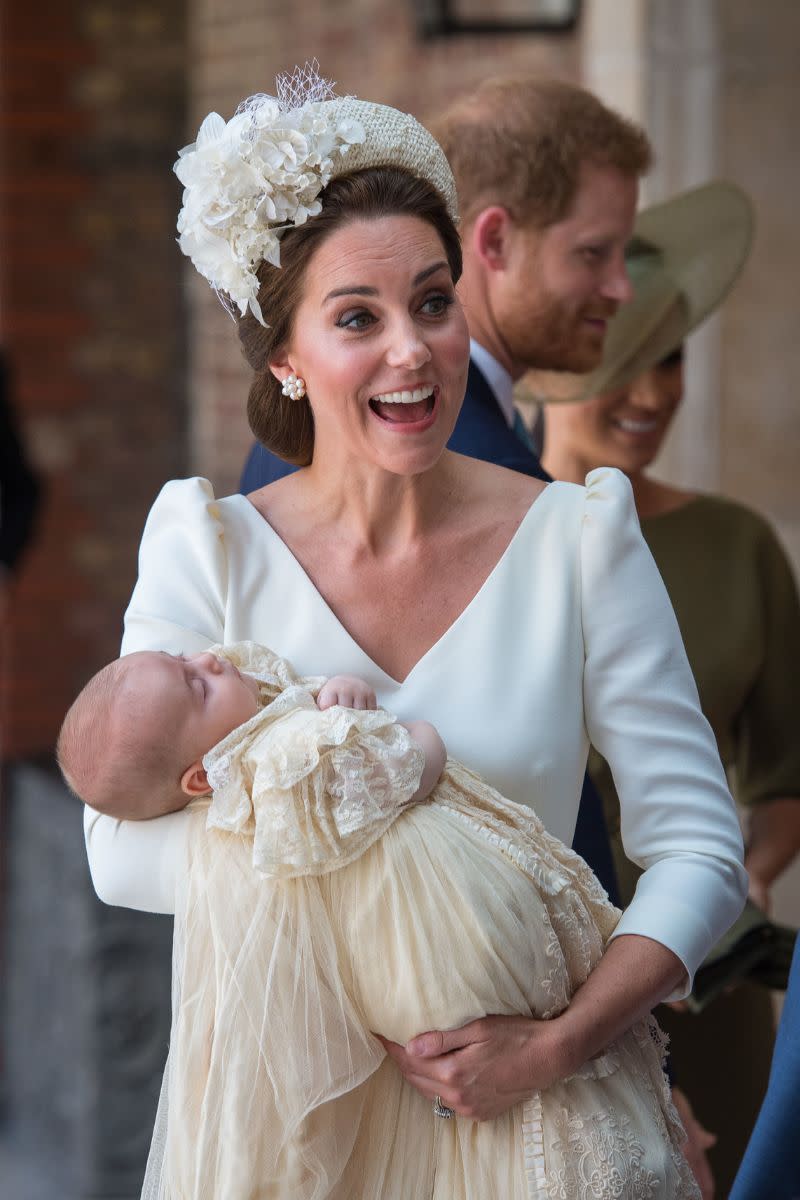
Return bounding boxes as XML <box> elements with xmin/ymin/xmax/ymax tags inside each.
<box><xmin>181</xmin><ymin>761</ymin><xmax>211</xmax><ymax>797</ymax></box>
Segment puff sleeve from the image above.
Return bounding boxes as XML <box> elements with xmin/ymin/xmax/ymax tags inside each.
<box><xmin>84</xmin><ymin>478</ymin><xmax>229</xmax><ymax>913</ymax></box>
<box><xmin>580</xmin><ymin>468</ymin><xmax>748</xmax><ymax>996</ymax></box>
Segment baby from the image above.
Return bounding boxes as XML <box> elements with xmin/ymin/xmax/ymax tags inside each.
<box><xmin>60</xmin><ymin>642</ymin><xmax>700</xmax><ymax>1200</ymax></box>
<box><xmin>57</xmin><ymin>643</ymin><xmax>445</xmax><ymax>823</ymax></box>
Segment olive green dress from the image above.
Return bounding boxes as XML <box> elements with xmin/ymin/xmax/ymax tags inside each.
<box><xmin>589</xmin><ymin>493</ymin><xmax>800</xmax><ymax>1196</ymax></box>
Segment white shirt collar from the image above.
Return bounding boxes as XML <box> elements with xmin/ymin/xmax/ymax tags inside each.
<box><xmin>469</xmin><ymin>339</ymin><xmax>515</xmax><ymax>427</ymax></box>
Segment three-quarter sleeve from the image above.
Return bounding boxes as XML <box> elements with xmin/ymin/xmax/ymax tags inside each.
<box><xmin>84</xmin><ymin>477</ymin><xmax>230</xmax><ymax>914</ymax></box>
<box><xmin>734</xmin><ymin>515</ymin><xmax>800</xmax><ymax>805</ymax></box>
<box><xmin>580</xmin><ymin>468</ymin><xmax>747</xmax><ymax>996</ymax></box>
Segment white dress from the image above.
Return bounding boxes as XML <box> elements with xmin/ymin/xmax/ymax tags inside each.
<box><xmin>143</xmin><ymin>642</ymin><xmax>700</xmax><ymax>1199</ymax></box>
<box><xmin>85</xmin><ymin>467</ymin><xmax>745</xmax><ymax>999</ymax></box>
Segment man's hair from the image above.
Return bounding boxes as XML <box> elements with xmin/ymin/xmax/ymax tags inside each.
<box><xmin>57</xmin><ymin>657</ymin><xmax>186</xmax><ymax>820</ymax></box>
<box><xmin>431</xmin><ymin>75</ymin><xmax>652</xmax><ymax>230</ymax></box>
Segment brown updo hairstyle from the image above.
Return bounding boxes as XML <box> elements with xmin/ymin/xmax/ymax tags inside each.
<box><xmin>237</xmin><ymin>166</ymin><xmax>462</xmax><ymax>466</ymax></box>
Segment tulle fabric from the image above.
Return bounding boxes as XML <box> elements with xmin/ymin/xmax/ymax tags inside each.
<box><xmin>142</xmin><ymin>645</ymin><xmax>699</xmax><ymax>1199</ymax></box>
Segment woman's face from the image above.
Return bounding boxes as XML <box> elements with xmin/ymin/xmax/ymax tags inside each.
<box><xmin>272</xmin><ymin>214</ymin><xmax>470</xmax><ymax>476</ymax></box>
<box><xmin>548</xmin><ymin>356</ymin><xmax>684</xmax><ymax>476</ymax></box>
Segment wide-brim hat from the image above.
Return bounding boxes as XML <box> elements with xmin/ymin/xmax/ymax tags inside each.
<box><xmin>529</xmin><ymin>180</ymin><xmax>754</xmax><ymax>404</ymax></box>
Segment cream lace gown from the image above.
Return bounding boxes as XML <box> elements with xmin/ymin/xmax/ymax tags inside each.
<box><xmin>142</xmin><ymin>642</ymin><xmax>699</xmax><ymax>1200</ymax></box>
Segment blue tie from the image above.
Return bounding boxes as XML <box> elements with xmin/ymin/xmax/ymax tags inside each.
<box><xmin>512</xmin><ymin>408</ymin><xmax>534</xmax><ymax>451</ymax></box>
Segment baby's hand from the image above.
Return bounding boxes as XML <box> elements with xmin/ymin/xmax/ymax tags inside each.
<box><xmin>317</xmin><ymin>675</ymin><xmax>377</xmax><ymax>711</ymax></box>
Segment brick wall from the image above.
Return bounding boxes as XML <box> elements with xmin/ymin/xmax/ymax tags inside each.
<box><xmin>186</xmin><ymin>0</ymin><xmax>581</xmax><ymax>492</ymax></box>
<box><xmin>0</xmin><ymin>1</ymin><xmax>579</xmax><ymax>756</ymax></box>
<box><xmin>0</xmin><ymin>1</ymin><xmax>187</xmax><ymax>757</ymax></box>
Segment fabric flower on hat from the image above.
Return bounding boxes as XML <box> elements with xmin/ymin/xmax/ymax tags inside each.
<box><xmin>174</xmin><ymin>95</ymin><xmax>365</xmax><ymax>324</ymax></box>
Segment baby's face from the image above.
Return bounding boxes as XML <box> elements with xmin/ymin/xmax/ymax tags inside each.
<box><xmin>126</xmin><ymin>650</ymin><xmax>260</xmax><ymax>771</ymax></box>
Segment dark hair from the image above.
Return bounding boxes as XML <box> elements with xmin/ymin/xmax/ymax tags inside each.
<box><xmin>237</xmin><ymin>167</ymin><xmax>462</xmax><ymax>466</ymax></box>
<box><xmin>657</xmin><ymin>345</ymin><xmax>685</xmax><ymax>369</ymax></box>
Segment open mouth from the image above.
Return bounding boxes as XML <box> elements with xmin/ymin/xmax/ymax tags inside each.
<box><xmin>369</xmin><ymin>385</ymin><xmax>437</xmax><ymax>427</ymax></box>
<box><xmin>613</xmin><ymin>417</ymin><xmax>660</xmax><ymax>435</ymax></box>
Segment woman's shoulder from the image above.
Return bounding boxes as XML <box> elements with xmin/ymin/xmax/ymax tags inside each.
<box><xmin>461</xmin><ymin>461</ymin><xmax>636</xmax><ymax>540</ymax></box>
<box><xmin>146</xmin><ymin>475</ymin><xmax>248</xmax><ymax>524</ymax></box>
<box><xmin>123</xmin><ymin>478</ymin><xmax>267</xmax><ymax>658</ymax></box>
<box><xmin>140</xmin><ymin>475</ymin><xmax>271</xmax><ymax>553</ymax></box>
<box><xmin>647</xmin><ymin>489</ymin><xmax>790</xmax><ymax>558</ymax></box>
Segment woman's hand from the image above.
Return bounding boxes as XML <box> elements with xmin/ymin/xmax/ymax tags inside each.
<box><xmin>376</xmin><ymin>1014</ymin><xmax>571</xmax><ymax>1121</ymax></box>
<box><xmin>379</xmin><ymin>935</ymin><xmax>686</xmax><ymax>1121</ymax></box>
<box><xmin>671</xmin><ymin>1086</ymin><xmax>717</xmax><ymax>1199</ymax></box>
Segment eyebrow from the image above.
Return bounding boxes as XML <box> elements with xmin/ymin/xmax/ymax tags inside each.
<box><xmin>323</xmin><ymin>261</ymin><xmax>450</xmax><ymax>303</ymax></box>
<box><xmin>159</xmin><ymin>651</ymin><xmax>194</xmax><ymax>695</ymax></box>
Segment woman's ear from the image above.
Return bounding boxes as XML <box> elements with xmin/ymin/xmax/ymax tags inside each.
<box><xmin>181</xmin><ymin>761</ymin><xmax>211</xmax><ymax>797</ymax></box>
<box><xmin>268</xmin><ymin>345</ymin><xmax>292</xmax><ymax>387</ymax></box>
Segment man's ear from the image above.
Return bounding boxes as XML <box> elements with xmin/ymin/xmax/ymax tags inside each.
<box><xmin>470</xmin><ymin>206</ymin><xmax>515</xmax><ymax>271</ymax></box>
<box><xmin>181</xmin><ymin>761</ymin><xmax>211</xmax><ymax>797</ymax></box>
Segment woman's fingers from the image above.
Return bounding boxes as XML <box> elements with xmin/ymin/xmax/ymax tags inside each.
<box><xmin>376</xmin><ymin>1016</ymin><xmax>555</xmax><ymax>1121</ymax></box>
<box><xmin>406</xmin><ymin>1021</ymin><xmax>486</xmax><ymax>1058</ymax></box>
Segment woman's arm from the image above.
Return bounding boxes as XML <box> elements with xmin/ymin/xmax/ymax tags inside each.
<box><xmin>736</xmin><ymin>514</ymin><xmax>800</xmax><ymax>912</ymax></box>
<box><xmin>380</xmin><ymin>933</ymin><xmax>683</xmax><ymax>1120</ymax></box>
<box><xmin>745</xmin><ymin>797</ymin><xmax>800</xmax><ymax>912</ymax></box>
<box><xmin>580</xmin><ymin>470</ymin><xmax>747</xmax><ymax>992</ymax></box>
<box><xmin>84</xmin><ymin>478</ymin><xmax>229</xmax><ymax>913</ymax></box>
<box><xmin>383</xmin><ymin>470</ymin><xmax>747</xmax><ymax>1117</ymax></box>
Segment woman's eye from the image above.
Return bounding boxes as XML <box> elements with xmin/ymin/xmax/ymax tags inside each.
<box><xmin>420</xmin><ymin>293</ymin><xmax>453</xmax><ymax>317</ymax></box>
<box><xmin>337</xmin><ymin>309</ymin><xmax>375</xmax><ymax>331</ymax></box>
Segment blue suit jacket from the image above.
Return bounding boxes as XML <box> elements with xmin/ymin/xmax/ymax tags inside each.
<box><xmin>239</xmin><ymin>359</ymin><xmax>620</xmax><ymax>903</ymax></box>
<box><xmin>729</xmin><ymin>933</ymin><xmax>800</xmax><ymax>1200</ymax></box>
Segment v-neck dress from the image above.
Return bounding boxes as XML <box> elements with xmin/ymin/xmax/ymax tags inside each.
<box><xmin>83</xmin><ymin>467</ymin><xmax>746</xmax><ymax>992</ymax></box>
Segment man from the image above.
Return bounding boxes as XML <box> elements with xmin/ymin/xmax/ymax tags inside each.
<box><xmin>239</xmin><ymin>77</ymin><xmax>652</xmax><ymax>902</ymax></box>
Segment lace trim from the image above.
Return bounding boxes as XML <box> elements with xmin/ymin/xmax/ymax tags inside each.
<box><xmin>523</xmin><ymin>1092</ymin><xmax>549</xmax><ymax>1199</ymax></box>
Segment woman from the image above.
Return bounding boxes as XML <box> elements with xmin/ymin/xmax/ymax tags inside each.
<box><xmin>84</xmin><ymin>75</ymin><xmax>746</xmax><ymax>1195</ymax></box>
<box><xmin>540</xmin><ymin>181</ymin><xmax>800</xmax><ymax>1196</ymax></box>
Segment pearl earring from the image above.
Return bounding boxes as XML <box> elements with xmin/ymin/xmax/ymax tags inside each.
<box><xmin>281</xmin><ymin>372</ymin><xmax>306</xmax><ymax>401</ymax></box>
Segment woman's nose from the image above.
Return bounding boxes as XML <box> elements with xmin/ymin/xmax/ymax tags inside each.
<box><xmin>629</xmin><ymin>375</ymin><xmax>665</xmax><ymax>411</ymax></box>
<box><xmin>385</xmin><ymin>320</ymin><xmax>432</xmax><ymax>370</ymax></box>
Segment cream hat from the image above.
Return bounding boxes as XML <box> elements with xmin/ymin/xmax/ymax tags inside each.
<box><xmin>174</xmin><ymin>66</ymin><xmax>457</xmax><ymax>324</ymax></box>
<box><xmin>529</xmin><ymin>180</ymin><xmax>754</xmax><ymax>403</ymax></box>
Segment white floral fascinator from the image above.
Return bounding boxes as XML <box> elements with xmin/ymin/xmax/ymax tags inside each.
<box><xmin>174</xmin><ymin>62</ymin><xmax>458</xmax><ymax>325</ymax></box>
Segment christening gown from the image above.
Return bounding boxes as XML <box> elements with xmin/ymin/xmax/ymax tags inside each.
<box><xmin>141</xmin><ymin>641</ymin><xmax>699</xmax><ymax>1200</ymax></box>
<box><xmin>83</xmin><ymin>467</ymin><xmax>747</xmax><ymax>1198</ymax></box>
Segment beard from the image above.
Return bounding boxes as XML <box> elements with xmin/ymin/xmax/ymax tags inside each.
<box><xmin>500</xmin><ymin>288</ymin><xmax>618</xmax><ymax>374</ymax></box>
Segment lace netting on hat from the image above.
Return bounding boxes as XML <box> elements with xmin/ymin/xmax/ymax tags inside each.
<box><xmin>276</xmin><ymin>59</ymin><xmax>338</xmax><ymax>110</ymax></box>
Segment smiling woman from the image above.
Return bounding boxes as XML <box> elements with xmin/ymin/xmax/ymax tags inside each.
<box><xmin>82</xmin><ymin>69</ymin><xmax>748</xmax><ymax>1199</ymax></box>
<box><xmin>266</xmin><ymin>212</ymin><xmax>470</xmax><ymax>475</ymax></box>
<box><xmin>238</xmin><ymin>168</ymin><xmax>465</xmax><ymax>466</ymax></box>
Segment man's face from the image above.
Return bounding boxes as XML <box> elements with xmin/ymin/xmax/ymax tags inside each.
<box><xmin>491</xmin><ymin>163</ymin><xmax>639</xmax><ymax>374</ymax></box>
